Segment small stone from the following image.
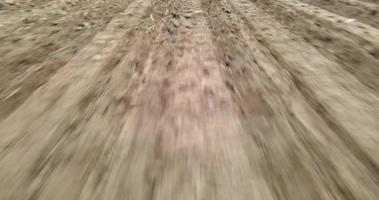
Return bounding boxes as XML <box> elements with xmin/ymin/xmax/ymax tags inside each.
<box><xmin>83</xmin><ymin>22</ymin><xmax>90</xmax><ymax>28</ymax></box>
<box><xmin>74</xmin><ymin>22</ymin><xmax>90</xmax><ymax>31</ymax></box>
<box><xmin>172</xmin><ymin>19</ymin><xmax>180</xmax><ymax>27</ymax></box>
<box><xmin>22</xmin><ymin>16</ymin><xmax>37</xmax><ymax>24</ymax></box>
<box><xmin>345</xmin><ymin>18</ymin><xmax>356</xmax><ymax>23</ymax></box>
<box><xmin>74</xmin><ymin>26</ymin><xmax>84</xmax><ymax>31</ymax></box>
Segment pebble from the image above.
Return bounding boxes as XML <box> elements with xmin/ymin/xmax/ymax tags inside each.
<box><xmin>22</xmin><ymin>16</ymin><xmax>38</xmax><ymax>24</ymax></box>
<box><xmin>172</xmin><ymin>19</ymin><xmax>180</xmax><ymax>27</ymax></box>
<box><xmin>345</xmin><ymin>18</ymin><xmax>356</xmax><ymax>23</ymax></box>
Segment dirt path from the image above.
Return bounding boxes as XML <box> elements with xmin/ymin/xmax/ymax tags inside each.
<box><xmin>1</xmin><ymin>0</ymin><xmax>379</xmax><ymax>199</ymax></box>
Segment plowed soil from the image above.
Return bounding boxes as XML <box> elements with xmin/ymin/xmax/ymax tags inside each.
<box><xmin>1</xmin><ymin>0</ymin><xmax>379</xmax><ymax>199</ymax></box>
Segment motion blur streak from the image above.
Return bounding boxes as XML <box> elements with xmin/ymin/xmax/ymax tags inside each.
<box><xmin>0</xmin><ymin>0</ymin><xmax>379</xmax><ymax>199</ymax></box>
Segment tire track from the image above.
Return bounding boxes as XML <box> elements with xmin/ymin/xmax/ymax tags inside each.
<box><xmin>0</xmin><ymin>0</ymin><xmax>135</xmax><ymax>122</ymax></box>
<box><xmin>254</xmin><ymin>0</ymin><xmax>379</xmax><ymax>93</ymax></box>
<box><xmin>228</xmin><ymin>0</ymin><xmax>379</xmax><ymax>186</ymax></box>
<box><xmin>205</xmin><ymin>0</ymin><xmax>379</xmax><ymax>199</ymax></box>
<box><xmin>300</xmin><ymin>0</ymin><xmax>379</xmax><ymax>28</ymax></box>
<box><xmin>274</xmin><ymin>0</ymin><xmax>379</xmax><ymax>44</ymax></box>
<box><xmin>274</xmin><ymin>0</ymin><xmax>379</xmax><ymax>65</ymax></box>
<box><xmin>0</xmin><ymin>0</ymin><xmax>152</xmax><ymax>198</ymax></box>
<box><xmin>304</xmin><ymin>0</ymin><xmax>379</xmax><ymax>27</ymax></box>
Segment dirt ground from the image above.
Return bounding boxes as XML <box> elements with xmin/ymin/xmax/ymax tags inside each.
<box><xmin>0</xmin><ymin>0</ymin><xmax>379</xmax><ymax>199</ymax></box>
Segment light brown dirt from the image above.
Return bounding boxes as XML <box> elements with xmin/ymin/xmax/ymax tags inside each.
<box><xmin>300</xmin><ymin>0</ymin><xmax>379</xmax><ymax>28</ymax></box>
<box><xmin>0</xmin><ymin>0</ymin><xmax>379</xmax><ymax>199</ymax></box>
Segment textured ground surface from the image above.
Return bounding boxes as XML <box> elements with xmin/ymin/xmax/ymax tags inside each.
<box><xmin>1</xmin><ymin>0</ymin><xmax>379</xmax><ymax>199</ymax></box>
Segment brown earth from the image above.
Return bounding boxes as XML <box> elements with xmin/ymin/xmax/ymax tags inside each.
<box><xmin>1</xmin><ymin>0</ymin><xmax>379</xmax><ymax>199</ymax></box>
